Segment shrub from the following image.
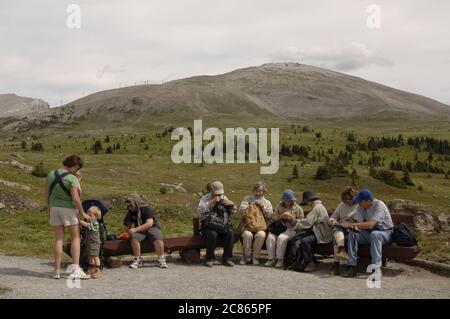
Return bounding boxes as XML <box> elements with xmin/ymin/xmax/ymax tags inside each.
<box><xmin>401</xmin><ymin>170</ymin><xmax>415</xmax><ymax>186</ymax></box>
<box><xmin>370</xmin><ymin>168</ymin><xmax>407</xmax><ymax>189</ymax></box>
<box><xmin>31</xmin><ymin>142</ymin><xmax>44</xmax><ymax>152</ymax></box>
<box><xmin>315</xmin><ymin>165</ymin><xmax>331</xmax><ymax>180</ymax></box>
<box><xmin>31</xmin><ymin>162</ymin><xmax>48</xmax><ymax>177</ymax></box>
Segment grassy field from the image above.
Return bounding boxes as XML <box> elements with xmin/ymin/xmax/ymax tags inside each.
<box><xmin>0</xmin><ymin>116</ymin><xmax>449</xmax><ymax>262</ymax></box>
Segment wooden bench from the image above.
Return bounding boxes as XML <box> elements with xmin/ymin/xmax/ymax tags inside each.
<box><xmin>102</xmin><ymin>213</ymin><xmax>420</xmax><ymax>267</ymax></box>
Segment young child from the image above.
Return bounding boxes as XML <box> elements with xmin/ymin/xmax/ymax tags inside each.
<box><xmin>79</xmin><ymin>206</ymin><xmax>102</xmax><ymax>279</ymax></box>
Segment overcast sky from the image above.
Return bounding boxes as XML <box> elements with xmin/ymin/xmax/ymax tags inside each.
<box><xmin>1</xmin><ymin>0</ymin><xmax>449</xmax><ymax>107</ymax></box>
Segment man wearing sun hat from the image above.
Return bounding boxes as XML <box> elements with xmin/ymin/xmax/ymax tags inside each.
<box><xmin>343</xmin><ymin>189</ymin><xmax>394</xmax><ymax>277</ymax></box>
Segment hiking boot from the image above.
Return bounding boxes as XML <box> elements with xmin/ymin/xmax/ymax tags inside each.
<box><xmin>265</xmin><ymin>259</ymin><xmax>276</xmax><ymax>267</ymax></box>
<box><xmin>223</xmin><ymin>259</ymin><xmax>234</xmax><ymax>267</ymax></box>
<box><xmin>159</xmin><ymin>258</ymin><xmax>168</xmax><ymax>269</ymax></box>
<box><xmin>72</xmin><ymin>268</ymin><xmax>90</xmax><ymax>280</ymax></box>
<box><xmin>330</xmin><ymin>262</ymin><xmax>340</xmax><ymax>276</ymax></box>
<box><xmin>252</xmin><ymin>257</ymin><xmax>260</xmax><ymax>265</ymax></box>
<box><xmin>86</xmin><ymin>266</ymin><xmax>95</xmax><ymax>276</ymax></box>
<box><xmin>91</xmin><ymin>268</ymin><xmax>102</xmax><ymax>279</ymax></box>
<box><xmin>129</xmin><ymin>258</ymin><xmax>144</xmax><ymax>269</ymax></box>
<box><xmin>304</xmin><ymin>262</ymin><xmax>317</xmax><ymax>272</ymax></box>
<box><xmin>205</xmin><ymin>260</ymin><xmax>214</xmax><ymax>267</ymax></box>
<box><xmin>275</xmin><ymin>259</ymin><xmax>284</xmax><ymax>268</ymax></box>
<box><xmin>343</xmin><ymin>265</ymin><xmax>357</xmax><ymax>277</ymax></box>
<box><xmin>337</xmin><ymin>247</ymin><xmax>348</xmax><ymax>262</ymax></box>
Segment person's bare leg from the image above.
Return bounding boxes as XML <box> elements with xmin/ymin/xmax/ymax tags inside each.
<box><xmin>335</xmin><ymin>231</ymin><xmax>345</xmax><ymax>247</ymax></box>
<box><xmin>154</xmin><ymin>240</ymin><xmax>165</xmax><ymax>257</ymax></box>
<box><xmin>130</xmin><ymin>238</ymin><xmax>141</xmax><ymax>258</ymax></box>
<box><xmin>68</xmin><ymin>224</ymin><xmax>81</xmax><ymax>267</ymax></box>
<box><xmin>53</xmin><ymin>226</ymin><xmax>65</xmax><ymax>273</ymax></box>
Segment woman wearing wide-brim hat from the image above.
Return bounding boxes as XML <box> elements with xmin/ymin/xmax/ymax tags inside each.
<box><xmin>283</xmin><ymin>191</ymin><xmax>332</xmax><ymax>272</ymax></box>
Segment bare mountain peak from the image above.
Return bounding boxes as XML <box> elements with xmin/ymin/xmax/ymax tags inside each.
<box><xmin>0</xmin><ymin>93</ymin><xmax>49</xmax><ymax>118</ymax></box>
<box><xmin>2</xmin><ymin>64</ymin><xmax>449</xmax><ymax>131</ymax></box>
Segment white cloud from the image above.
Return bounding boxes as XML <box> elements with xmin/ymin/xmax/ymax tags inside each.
<box><xmin>0</xmin><ymin>0</ymin><xmax>449</xmax><ymax>106</ymax></box>
<box><xmin>270</xmin><ymin>42</ymin><xmax>393</xmax><ymax>71</ymax></box>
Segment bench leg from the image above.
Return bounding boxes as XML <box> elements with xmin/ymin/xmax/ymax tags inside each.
<box><xmin>180</xmin><ymin>249</ymin><xmax>201</xmax><ymax>264</ymax></box>
<box><xmin>382</xmin><ymin>257</ymin><xmax>387</xmax><ymax>267</ymax></box>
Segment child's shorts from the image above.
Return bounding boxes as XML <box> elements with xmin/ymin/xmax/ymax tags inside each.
<box><xmin>86</xmin><ymin>232</ymin><xmax>101</xmax><ymax>256</ymax></box>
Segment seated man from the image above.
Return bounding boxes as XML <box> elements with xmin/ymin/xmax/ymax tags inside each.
<box><xmin>197</xmin><ymin>181</ymin><xmax>236</xmax><ymax>267</ymax></box>
<box><xmin>123</xmin><ymin>194</ymin><xmax>167</xmax><ymax>269</ymax></box>
<box><xmin>344</xmin><ymin>189</ymin><xmax>393</xmax><ymax>277</ymax></box>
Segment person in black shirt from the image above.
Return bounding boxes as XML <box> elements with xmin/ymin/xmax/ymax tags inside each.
<box><xmin>123</xmin><ymin>194</ymin><xmax>167</xmax><ymax>269</ymax></box>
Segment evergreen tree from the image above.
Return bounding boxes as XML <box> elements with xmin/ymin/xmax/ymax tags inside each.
<box><xmin>292</xmin><ymin>165</ymin><xmax>299</xmax><ymax>179</ymax></box>
<box><xmin>401</xmin><ymin>170</ymin><xmax>414</xmax><ymax>186</ymax></box>
<box><xmin>92</xmin><ymin>140</ymin><xmax>103</xmax><ymax>154</ymax></box>
<box><xmin>350</xmin><ymin>168</ymin><xmax>359</xmax><ymax>186</ymax></box>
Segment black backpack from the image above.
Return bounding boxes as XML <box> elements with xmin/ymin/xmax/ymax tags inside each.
<box><xmin>202</xmin><ymin>202</ymin><xmax>233</xmax><ymax>234</ymax></box>
<box><xmin>392</xmin><ymin>222</ymin><xmax>417</xmax><ymax>247</ymax></box>
<box><xmin>284</xmin><ymin>234</ymin><xmax>308</xmax><ymax>272</ymax></box>
<box><xmin>267</xmin><ymin>220</ymin><xmax>287</xmax><ymax>236</ymax></box>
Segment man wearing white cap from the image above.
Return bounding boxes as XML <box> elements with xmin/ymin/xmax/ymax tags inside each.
<box><xmin>197</xmin><ymin>181</ymin><xmax>236</xmax><ymax>267</ymax></box>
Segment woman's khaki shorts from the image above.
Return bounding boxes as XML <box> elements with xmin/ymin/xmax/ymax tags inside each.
<box><xmin>49</xmin><ymin>207</ymin><xmax>79</xmax><ymax>227</ymax></box>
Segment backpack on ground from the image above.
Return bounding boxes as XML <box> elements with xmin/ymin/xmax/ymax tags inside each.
<box><xmin>392</xmin><ymin>222</ymin><xmax>417</xmax><ymax>247</ymax></box>
<box><xmin>284</xmin><ymin>233</ymin><xmax>308</xmax><ymax>272</ymax></box>
<box><xmin>242</xmin><ymin>203</ymin><xmax>267</xmax><ymax>233</ymax></box>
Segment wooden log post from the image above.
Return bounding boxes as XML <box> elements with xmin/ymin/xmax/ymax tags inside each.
<box><xmin>193</xmin><ymin>218</ymin><xmax>200</xmax><ymax>235</ymax></box>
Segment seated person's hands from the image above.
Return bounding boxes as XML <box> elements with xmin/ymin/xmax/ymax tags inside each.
<box><xmin>223</xmin><ymin>199</ymin><xmax>234</xmax><ymax>207</ymax></box>
<box><xmin>329</xmin><ymin>218</ymin><xmax>338</xmax><ymax>226</ymax></box>
<box><xmin>346</xmin><ymin>224</ymin><xmax>360</xmax><ymax>232</ymax></box>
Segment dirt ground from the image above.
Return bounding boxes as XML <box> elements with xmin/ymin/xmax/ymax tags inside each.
<box><xmin>0</xmin><ymin>253</ymin><xmax>449</xmax><ymax>299</ymax></box>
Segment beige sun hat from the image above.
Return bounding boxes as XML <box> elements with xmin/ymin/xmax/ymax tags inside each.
<box><xmin>211</xmin><ymin>181</ymin><xmax>224</xmax><ymax>196</ymax></box>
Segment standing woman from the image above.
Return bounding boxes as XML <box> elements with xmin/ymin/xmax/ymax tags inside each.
<box><xmin>44</xmin><ymin>155</ymin><xmax>90</xmax><ymax>279</ymax></box>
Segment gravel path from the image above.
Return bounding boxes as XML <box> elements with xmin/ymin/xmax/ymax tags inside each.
<box><xmin>1</xmin><ymin>253</ymin><xmax>449</xmax><ymax>299</ymax></box>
